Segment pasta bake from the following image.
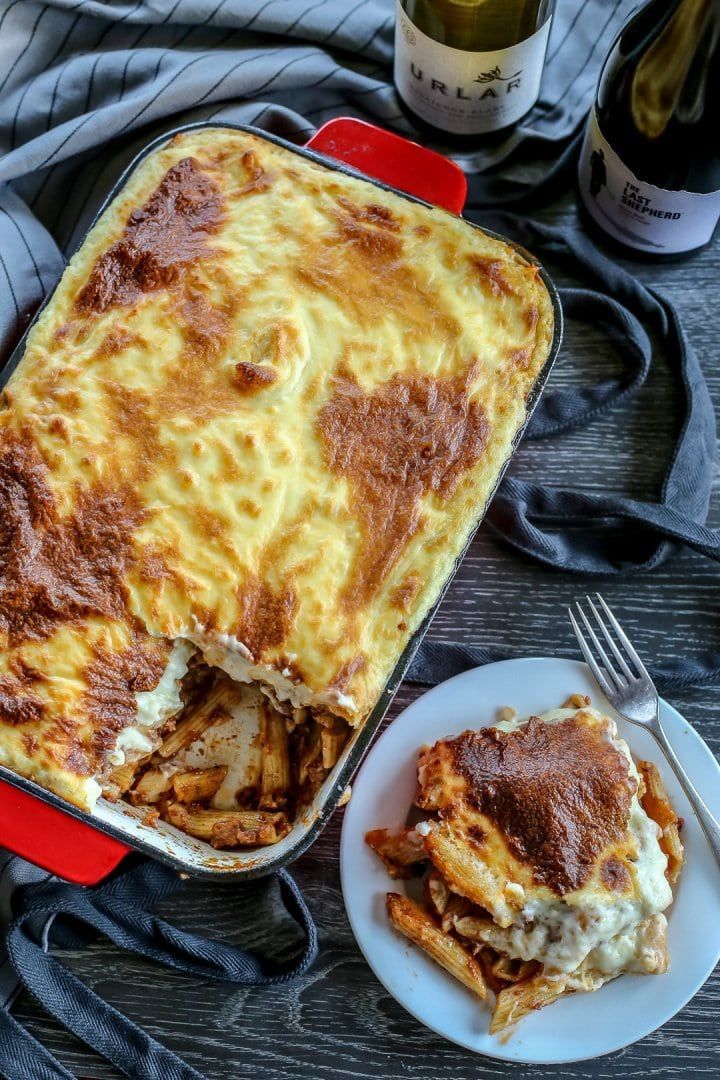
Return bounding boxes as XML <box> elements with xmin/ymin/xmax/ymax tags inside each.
<box><xmin>366</xmin><ymin>698</ymin><xmax>683</xmax><ymax>1031</ymax></box>
<box><xmin>0</xmin><ymin>126</ymin><xmax>554</xmax><ymax>846</ymax></box>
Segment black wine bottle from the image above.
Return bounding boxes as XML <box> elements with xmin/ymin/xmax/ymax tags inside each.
<box><xmin>394</xmin><ymin>0</ymin><xmax>555</xmax><ymax>138</ymax></box>
<box><xmin>578</xmin><ymin>0</ymin><xmax>720</xmax><ymax>257</ymax></box>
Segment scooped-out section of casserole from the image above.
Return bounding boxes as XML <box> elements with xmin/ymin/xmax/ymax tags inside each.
<box><xmin>0</xmin><ymin>126</ymin><xmax>554</xmax><ymax>845</ymax></box>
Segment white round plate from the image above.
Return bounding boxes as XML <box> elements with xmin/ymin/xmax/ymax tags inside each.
<box><xmin>340</xmin><ymin>657</ymin><xmax>720</xmax><ymax>1064</ymax></box>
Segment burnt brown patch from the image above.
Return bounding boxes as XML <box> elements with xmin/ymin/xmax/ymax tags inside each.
<box><xmin>336</xmin><ymin>198</ymin><xmax>399</xmax><ymax>231</ymax></box>
<box><xmin>469</xmin><ymin>255</ymin><xmax>516</xmax><ymax>299</ymax></box>
<box><xmin>101</xmin><ymin>381</ymin><xmax>167</xmax><ymax>479</ymax></box>
<box><xmin>466</xmin><ymin>824</ymin><xmax>486</xmax><ymax>849</ymax></box>
<box><xmin>507</xmin><ymin>347</ymin><xmax>532</xmax><ymax>371</ymax></box>
<box><xmin>450</xmin><ymin>716</ymin><xmax>635</xmax><ymax>896</ymax></box>
<box><xmin>95</xmin><ymin>328</ymin><xmax>146</xmax><ymax>360</ymax></box>
<box><xmin>178</xmin><ymin>293</ymin><xmax>232</xmax><ymax>359</ymax></box>
<box><xmin>235</xmin><ymin>149</ymin><xmax>273</xmax><ymax>198</ymax></box>
<box><xmin>331</xmin><ymin>654</ymin><xmax>367</xmax><ymax>692</ymax></box>
<box><xmin>335</xmin><ymin>210</ymin><xmax>403</xmax><ymax>260</ymax></box>
<box><xmin>136</xmin><ymin>544</ymin><xmax>176</xmax><ymax>585</ymax></box>
<box><xmin>22</xmin><ymin>732</ymin><xmax>39</xmax><ymax>755</ymax></box>
<box><xmin>47</xmin><ymin>416</ymin><xmax>70</xmax><ymax>440</ymax></box>
<box><xmin>83</xmin><ymin>632</ymin><xmax>170</xmax><ymax>763</ymax></box>
<box><xmin>62</xmin><ymin>740</ymin><xmax>94</xmax><ymax>777</ymax></box>
<box><xmin>0</xmin><ymin>677</ymin><xmax>45</xmax><ymax>725</ymax></box>
<box><xmin>235</xmin><ymin>576</ymin><xmax>297</xmax><ymax>660</ymax></box>
<box><xmin>76</xmin><ymin>157</ymin><xmax>224</xmax><ymax>314</ymax></box>
<box><xmin>316</xmin><ymin>369</ymin><xmax>489</xmax><ymax>611</ymax></box>
<box><xmin>0</xmin><ymin>432</ymin><xmax>143</xmax><ymax>646</ymax></box>
<box><xmin>53</xmin><ymin>388</ymin><xmax>81</xmax><ymax>414</ymax></box>
<box><xmin>524</xmin><ymin>305</ymin><xmax>539</xmax><ymax>332</ymax></box>
<box><xmin>231</xmin><ymin>361</ymin><xmax>277</xmax><ymax>393</ymax></box>
<box><xmin>0</xmin><ymin>654</ymin><xmax>47</xmax><ymax>728</ymax></box>
<box><xmin>390</xmin><ymin>573</ymin><xmax>422</xmax><ymax>612</ymax></box>
<box><xmin>601</xmin><ymin>856</ymin><xmax>631</xmax><ymax>892</ymax></box>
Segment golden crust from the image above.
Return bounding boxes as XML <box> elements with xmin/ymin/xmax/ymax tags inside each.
<box><xmin>416</xmin><ymin>708</ymin><xmax>647</xmax><ymax>914</ymax></box>
<box><xmin>0</xmin><ymin>127</ymin><xmax>554</xmax><ymax>807</ymax></box>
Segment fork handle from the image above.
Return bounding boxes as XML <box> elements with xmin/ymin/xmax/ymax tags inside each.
<box><xmin>651</xmin><ymin>718</ymin><xmax>720</xmax><ymax>869</ymax></box>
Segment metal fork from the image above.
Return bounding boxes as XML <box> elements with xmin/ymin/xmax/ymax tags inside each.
<box><xmin>569</xmin><ymin>594</ymin><xmax>720</xmax><ymax>868</ymax></box>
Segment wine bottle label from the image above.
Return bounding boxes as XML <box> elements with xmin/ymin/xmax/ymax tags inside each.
<box><xmin>394</xmin><ymin>2</ymin><xmax>551</xmax><ymax>135</ymax></box>
<box><xmin>579</xmin><ymin>109</ymin><xmax>720</xmax><ymax>255</ymax></box>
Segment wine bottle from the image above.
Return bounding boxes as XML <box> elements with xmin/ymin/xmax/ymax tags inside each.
<box><xmin>578</xmin><ymin>0</ymin><xmax>720</xmax><ymax>257</ymax></box>
<box><xmin>394</xmin><ymin>0</ymin><xmax>555</xmax><ymax>137</ymax></box>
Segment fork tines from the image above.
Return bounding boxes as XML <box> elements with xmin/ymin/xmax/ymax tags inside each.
<box><xmin>568</xmin><ymin>594</ymin><xmax>652</xmax><ymax>696</ymax></box>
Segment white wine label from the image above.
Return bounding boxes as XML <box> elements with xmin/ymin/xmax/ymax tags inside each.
<box><xmin>579</xmin><ymin>109</ymin><xmax>720</xmax><ymax>255</ymax></box>
<box><xmin>394</xmin><ymin>2</ymin><xmax>551</xmax><ymax>135</ymax></box>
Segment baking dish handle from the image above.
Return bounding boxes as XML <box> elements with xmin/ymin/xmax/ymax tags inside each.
<box><xmin>0</xmin><ymin>776</ymin><xmax>130</xmax><ymax>884</ymax></box>
<box><xmin>306</xmin><ymin>117</ymin><xmax>467</xmax><ymax>214</ymax></box>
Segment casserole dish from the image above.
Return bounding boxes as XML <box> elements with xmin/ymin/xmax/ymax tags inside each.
<box><xmin>0</xmin><ymin>118</ymin><xmax>562</xmax><ymax>882</ymax></box>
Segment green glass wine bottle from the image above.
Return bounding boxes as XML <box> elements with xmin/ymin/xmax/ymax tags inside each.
<box><xmin>394</xmin><ymin>0</ymin><xmax>555</xmax><ymax>137</ymax></box>
<box><xmin>578</xmin><ymin>0</ymin><xmax>720</xmax><ymax>257</ymax></box>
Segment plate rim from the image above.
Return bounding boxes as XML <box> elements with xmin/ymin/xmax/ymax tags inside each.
<box><xmin>339</xmin><ymin>655</ymin><xmax>720</xmax><ymax>1065</ymax></box>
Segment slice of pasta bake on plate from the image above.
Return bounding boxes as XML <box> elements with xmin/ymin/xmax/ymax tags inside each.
<box><xmin>366</xmin><ymin>698</ymin><xmax>683</xmax><ymax>1032</ymax></box>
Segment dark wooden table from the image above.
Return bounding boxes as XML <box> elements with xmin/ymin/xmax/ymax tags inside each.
<box><xmin>14</xmin><ymin>189</ymin><xmax>720</xmax><ymax>1079</ymax></box>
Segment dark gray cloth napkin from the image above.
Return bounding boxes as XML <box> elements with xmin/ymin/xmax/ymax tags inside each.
<box><xmin>0</xmin><ymin>857</ymin><xmax>317</xmax><ymax>1080</ymax></box>
<box><xmin>0</xmin><ymin>1</ymin><xmax>719</xmax><ymax>1078</ymax></box>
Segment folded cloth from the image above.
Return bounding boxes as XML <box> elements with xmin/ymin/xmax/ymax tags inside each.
<box><xmin>410</xmin><ymin>639</ymin><xmax>720</xmax><ymax>694</ymax></box>
<box><xmin>0</xmin><ymin>857</ymin><xmax>317</xmax><ymax>1080</ymax></box>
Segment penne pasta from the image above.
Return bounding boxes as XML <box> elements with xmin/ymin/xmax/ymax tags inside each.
<box><xmin>490</xmin><ymin>973</ymin><xmax>569</xmax><ymax>1034</ymax></box>
<box><xmin>321</xmin><ymin>719</ymin><xmax>348</xmax><ymax>770</ymax></box>
<box><xmin>260</xmin><ymin>707</ymin><xmax>291</xmax><ymax>809</ymax></box>
<box><xmin>156</xmin><ymin>678</ymin><xmax>235</xmax><ymax>759</ymax></box>
<box><xmin>425</xmin><ymin>871</ymin><xmax>475</xmax><ymax>931</ymax></box>
<box><xmin>129</xmin><ymin>767</ymin><xmax>173</xmax><ymax>805</ymax></box>
<box><xmin>166</xmin><ymin>804</ymin><xmax>290</xmax><ymax>848</ymax></box>
<box><xmin>661</xmin><ymin>822</ymin><xmax>684</xmax><ymax>886</ymax></box>
<box><xmin>386</xmin><ymin>893</ymin><xmax>488</xmax><ymax>1001</ymax></box>
<box><xmin>423</xmin><ymin>823</ymin><xmax>513</xmax><ymax>926</ymax></box>
<box><xmin>172</xmin><ymin>766</ymin><xmax>228</xmax><ymax>804</ymax></box>
<box><xmin>439</xmin><ymin>893</ymin><xmax>474</xmax><ymax>934</ymax></box>
<box><xmin>297</xmin><ymin>720</ymin><xmax>323</xmax><ymax>788</ymax></box>
<box><xmin>452</xmin><ymin>913</ymin><xmax>499</xmax><ymax>945</ymax></box>
<box><xmin>638</xmin><ymin>760</ymin><xmax>684</xmax><ymax>885</ymax></box>
<box><xmin>365</xmin><ymin>827</ymin><xmax>427</xmax><ymax>879</ymax></box>
<box><xmin>106</xmin><ymin>758</ymin><xmax>146</xmax><ymax>797</ymax></box>
<box><xmin>426</xmin><ymin>870</ymin><xmax>451</xmax><ymax>916</ymax></box>
<box><xmin>490</xmin><ymin>955</ymin><xmax>540</xmax><ymax>985</ymax></box>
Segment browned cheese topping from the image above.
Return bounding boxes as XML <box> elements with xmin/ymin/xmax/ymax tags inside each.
<box><xmin>450</xmin><ymin>715</ymin><xmax>636</xmax><ymax>895</ymax></box>
<box><xmin>317</xmin><ymin>369</ymin><xmax>489</xmax><ymax>611</ymax></box>
<box><xmin>75</xmin><ymin>157</ymin><xmax>224</xmax><ymax>313</ymax></box>
<box><xmin>0</xmin><ymin>432</ymin><xmax>142</xmax><ymax>646</ymax></box>
<box><xmin>82</xmin><ymin>634</ymin><xmax>170</xmax><ymax>766</ymax></box>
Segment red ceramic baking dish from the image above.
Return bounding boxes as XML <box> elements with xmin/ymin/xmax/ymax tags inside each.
<box><xmin>0</xmin><ymin>117</ymin><xmax>562</xmax><ymax>884</ymax></box>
